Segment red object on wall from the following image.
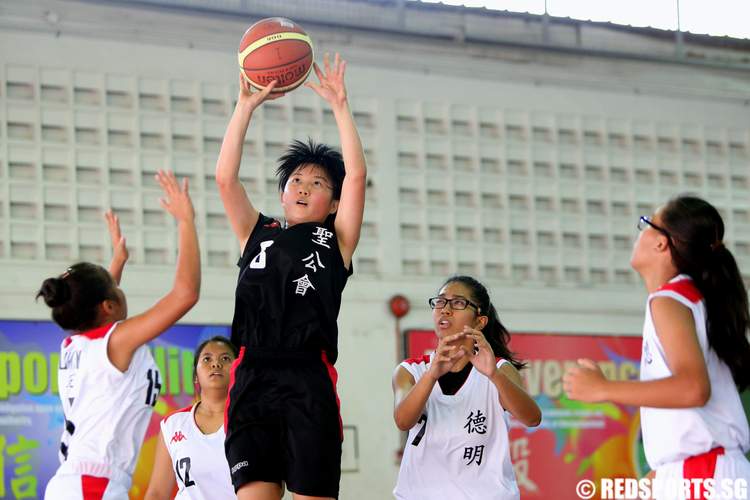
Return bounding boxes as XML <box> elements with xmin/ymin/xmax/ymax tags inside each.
<box><xmin>389</xmin><ymin>295</ymin><xmax>410</xmax><ymax>318</ymax></box>
<box><xmin>404</xmin><ymin>329</ymin><xmax>436</xmax><ymax>360</ymax></box>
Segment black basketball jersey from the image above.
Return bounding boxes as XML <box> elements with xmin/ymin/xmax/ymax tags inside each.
<box><xmin>231</xmin><ymin>214</ymin><xmax>352</xmax><ymax>364</ymax></box>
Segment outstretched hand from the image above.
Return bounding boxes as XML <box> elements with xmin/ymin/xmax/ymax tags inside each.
<box><xmin>427</xmin><ymin>332</ymin><xmax>468</xmax><ymax>380</ymax></box>
<box><xmin>305</xmin><ymin>52</ymin><xmax>348</xmax><ymax>109</ymax></box>
<box><xmin>237</xmin><ymin>73</ymin><xmax>285</xmax><ymax>111</ymax></box>
<box><xmin>105</xmin><ymin>209</ymin><xmax>128</xmax><ymax>265</ymax></box>
<box><xmin>463</xmin><ymin>326</ymin><xmax>498</xmax><ymax>378</ymax></box>
<box><xmin>563</xmin><ymin>359</ymin><xmax>608</xmax><ymax>402</ymax></box>
<box><xmin>156</xmin><ymin>170</ymin><xmax>194</xmax><ymax>223</ymax></box>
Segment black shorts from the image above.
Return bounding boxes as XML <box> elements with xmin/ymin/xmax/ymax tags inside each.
<box><xmin>225</xmin><ymin>350</ymin><xmax>342</xmax><ymax>498</ymax></box>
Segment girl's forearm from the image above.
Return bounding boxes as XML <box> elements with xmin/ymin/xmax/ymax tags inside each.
<box><xmin>490</xmin><ymin>370</ymin><xmax>542</xmax><ymax>427</ymax></box>
<box><xmin>394</xmin><ymin>373</ymin><xmax>437</xmax><ymax>431</ymax></box>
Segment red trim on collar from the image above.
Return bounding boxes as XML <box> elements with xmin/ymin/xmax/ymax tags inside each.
<box><xmin>658</xmin><ymin>279</ymin><xmax>703</xmax><ymax>303</ymax></box>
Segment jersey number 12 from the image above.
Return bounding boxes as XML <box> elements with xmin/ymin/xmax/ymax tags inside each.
<box><xmin>176</xmin><ymin>457</ymin><xmax>196</xmax><ymax>487</ymax></box>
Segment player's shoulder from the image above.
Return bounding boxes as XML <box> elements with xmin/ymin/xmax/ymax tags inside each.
<box><xmin>402</xmin><ymin>354</ymin><xmax>431</xmax><ymax>366</ymax></box>
<box><xmin>162</xmin><ymin>404</ymin><xmax>194</xmax><ymax>425</ymax></box>
<box><xmin>63</xmin><ymin>323</ymin><xmax>113</xmax><ymax>349</ymax></box>
<box><xmin>653</xmin><ymin>277</ymin><xmax>702</xmax><ymax>304</ymax></box>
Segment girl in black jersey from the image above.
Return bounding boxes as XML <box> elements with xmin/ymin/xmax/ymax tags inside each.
<box><xmin>215</xmin><ymin>53</ymin><xmax>366</xmax><ymax>500</ymax></box>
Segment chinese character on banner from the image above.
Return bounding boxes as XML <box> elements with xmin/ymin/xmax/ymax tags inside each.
<box><xmin>510</xmin><ymin>437</ymin><xmax>539</xmax><ymax>493</ymax></box>
<box><xmin>0</xmin><ymin>434</ymin><xmax>40</xmax><ymax>499</ymax></box>
<box><xmin>463</xmin><ymin>410</ymin><xmax>488</xmax><ymax>435</ymax></box>
<box><xmin>462</xmin><ymin>445</ymin><xmax>484</xmax><ymax>466</ymax></box>
<box><xmin>293</xmin><ymin>274</ymin><xmax>316</xmax><ymax>296</ymax></box>
<box><xmin>302</xmin><ymin>251</ymin><xmax>325</xmax><ymax>273</ymax></box>
<box><xmin>311</xmin><ymin>227</ymin><xmax>333</xmax><ymax>248</ymax></box>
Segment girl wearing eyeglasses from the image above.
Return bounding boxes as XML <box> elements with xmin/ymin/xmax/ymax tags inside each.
<box><xmin>392</xmin><ymin>275</ymin><xmax>541</xmax><ymax>500</ymax></box>
<box><xmin>564</xmin><ymin>195</ymin><xmax>750</xmax><ymax>497</ymax></box>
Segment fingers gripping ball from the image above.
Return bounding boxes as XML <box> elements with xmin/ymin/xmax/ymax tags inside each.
<box><xmin>238</xmin><ymin>17</ymin><xmax>314</xmax><ymax>93</ymax></box>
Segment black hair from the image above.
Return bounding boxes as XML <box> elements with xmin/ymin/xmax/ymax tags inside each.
<box><xmin>192</xmin><ymin>336</ymin><xmax>239</xmax><ymax>391</ymax></box>
<box><xmin>276</xmin><ymin>138</ymin><xmax>345</xmax><ymax>201</ymax></box>
<box><xmin>36</xmin><ymin>262</ymin><xmax>119</xmax><ymax>332</ymax></box>
<box><xmin>659</xmin><ymin>195</ymin><xmax>750</xmax><ymax>391</ymax></box>
<box><xmin>441</xmin><ymin>275</ymin><xmax>526</xmax><ymax>371</ymax></box>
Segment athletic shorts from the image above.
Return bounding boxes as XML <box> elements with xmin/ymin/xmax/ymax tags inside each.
<box><xmin>225</xmin><ymin>350</ymin><xmax>342</xmax><ymax>498</ymax></box>
<box><xmin>44</xmin><ymin>473</ymin><xmax>130</xmax><ymax>500</ymax></box>
<box><xmin>653</xmin><ymin>447</ymin><xmax>750</xmax><ymax>500</ymax></box>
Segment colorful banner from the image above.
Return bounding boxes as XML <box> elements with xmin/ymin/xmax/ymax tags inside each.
<box><xmin>0</xmin><ymin>319</ymin><xmax>229</xmax><ymax>499</ymax></box>
<box><xmin>403</xmin><ymin>329</ymin><xmax>646</xmax><ymax>500</ymax></box>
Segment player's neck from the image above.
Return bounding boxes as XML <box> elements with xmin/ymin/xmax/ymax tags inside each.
<box><xmin>196</xmin><ymin>393</ymin><xmax>226</xmax><ymax>415</ymax></box>
<box><xmin>285</xmin><ymin>217</ymin><xmax>327</xmax><ymax>228</ymax></box>
<box><xmin>641</xmin><ymin>266</ymin><xmax>680</xmax><ymax>294</ymax></box>
<box><xmin>449</xmin><ymin>357</ymin><xmax>471</xmax><ymax>373</ymax></box>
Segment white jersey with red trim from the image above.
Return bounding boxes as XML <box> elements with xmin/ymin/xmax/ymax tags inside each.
<box><xmin>53</xmin><ymin>321</ymin><xmax>160</xmax><ymax>484</ymax></box>
<box><xmin>394</xmin><ymin>354</ymin><xmax>519</xmax><ymax>500</ymax></box>
<box><xmin>640</xmin><ymin>274</ymin><xmax>750</xmax><ymax>468</ymax></box>
<box><xmin>160</xmin><ymin>403</ymin><xmax>234</xmax><ymax>500</ymax></box>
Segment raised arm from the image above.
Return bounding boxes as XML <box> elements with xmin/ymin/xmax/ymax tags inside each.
<box><xmin>105</xmin><ymin>210</ymin><xmax>128</xmax><ymax>285</ymax></box>
<box><xmin>215</xmin><ymin>76</ymin><xmax>283</xmax><ymax>251</ymax></box>
<box><xmin>306</xmin><ymin>53</ymin><xmax>367</xmax><ymax>269</ymax></box>
<box><xmin>108</xmin><ymin>171</ymin><xmax>200</xmax><ymax>372</ymax></box>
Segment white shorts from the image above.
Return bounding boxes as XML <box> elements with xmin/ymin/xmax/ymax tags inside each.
<box><xmin>653</xmin><ymin>448</ymin><xmax>750</xmax><ymax>500</ymax></box>
<box><xmin>44</xmin><ymin>473</ymin><xmax>130</xmax><ymax>500</ymax></box>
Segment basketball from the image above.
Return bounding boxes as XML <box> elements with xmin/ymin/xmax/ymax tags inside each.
<box><xmin>238</xmin><ymin>17</ymin><xmax>314</xmax><ymax>93</ymax></box>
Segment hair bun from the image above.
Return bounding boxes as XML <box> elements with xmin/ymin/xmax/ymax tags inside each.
<box><xmin>38</xmin><ymin>277</ymin><xmax>71</xmax><ymax>308</ymax></box>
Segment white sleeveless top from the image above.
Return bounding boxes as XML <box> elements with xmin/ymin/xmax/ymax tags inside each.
<box><xmin>394</xmin><ymin>354</ymin><xmax>520</xmax><ymax>500</ymax></box>
<box><xmin>55</xmin><ymin>321</ymin><xmax>159</xmax><ymax>484</ymax></box>
<box><xmin>160</xmin><ymin>403</ymin><xmax>235</xmax><ymax>499</ymax></box>
<box><xmin>640</xmin><ymin>274</ymin><xmax>750</xmax><ymax>468</ymax></box>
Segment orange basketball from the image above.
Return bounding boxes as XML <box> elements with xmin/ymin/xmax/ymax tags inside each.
<box><xmin>238</xmin><ymin>17</ymin><xmax>314</xmax><ymax>93</ymax></box>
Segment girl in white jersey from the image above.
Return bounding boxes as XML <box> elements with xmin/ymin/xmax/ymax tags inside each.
<box><xmin>145</xmin><ymin>336</ymin><xmax>238</xmax><ymax>500</ymax></box>
<box><xmin>564</xmin><ymin>195</ymin><xmax>750</xmax><ymax>500</ymax></box>
<box><xmin>393</xmin><ymin>275</ymin><xmax>542</xmax><ymax>500</ymax></box>
<box><xmin>38</xmin><ymin>171</ymin><xmax>200</xmax><ymax>500</ymax></box>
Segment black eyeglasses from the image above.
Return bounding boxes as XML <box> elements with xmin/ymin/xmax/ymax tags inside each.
<box><xmin>428</xmin><ymin>296</ymin><xmax>481</xmax><ymax>313</ymax></box>
<box><xmin>638</xmin><ymin>216</ymin><xmax>672</xmax><ymax>243</ymax></box>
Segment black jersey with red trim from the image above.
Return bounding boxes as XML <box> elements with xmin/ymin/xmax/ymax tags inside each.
<box><xmin>231</xmin><ymin>214</ymin><xmax>352</xmax><ymax>364</ymax></box>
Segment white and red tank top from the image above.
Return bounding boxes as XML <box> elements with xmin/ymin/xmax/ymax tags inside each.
<box><xmin>160</xmin><ymin>403</ymin><xmax>234</xmax><ymax>499</ymax></box>
<box><xmin>640</xmin><ymin>274</ymin><xmax>750</xmax><ymax>468</ymax></box>
<box><xmin>394</xmin><ymin>354</ymin><xmax>520</xmax><ymax>500</ymax></box>
<box><xmin>55</xmin><ymin>321</ymin><xmax>160</xmax><ymax>484</ymax></box>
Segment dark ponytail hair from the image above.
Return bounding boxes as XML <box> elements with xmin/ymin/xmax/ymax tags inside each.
<box><xmin>660</xmin><ymin>195</ymin><xmax>750</xmax><ymax>391</ymax></box>
<box><xmin>36</xmin><ymin>262</ymin><xmax>118</xmax><ymax>332</ymax></box>
<box><xmin>441</xmin><ymin>275</ymin><xmax>526</xmax><ymax>371</ymax></box>
<box><xmin>192</xmin><ymin>336</ymin><xmax>239</xmax><ymax>392</ymax></box>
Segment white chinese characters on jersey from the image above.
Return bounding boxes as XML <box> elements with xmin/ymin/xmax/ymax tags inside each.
<box><xmin>303</xmin><ymin>251</ymin><xmax>325</xmax><ymax>272</ymax></box>
<box><xmin>311</xmin><ymin>227</ymin><xmax>333</xmax><ymax>248</ymax></box>
<box><xmin>291</xmin><ymin>227</ymin><xmax>335</xmax><ymax>296</ymax></box>
<box><xmin>293</xmin><ymin>274</ymin><xmax>316</xmax><ymax>296</ymax></box>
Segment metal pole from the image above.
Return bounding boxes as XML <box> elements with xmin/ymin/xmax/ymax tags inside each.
<box><xmin>675</xmin><ymin>0</ymin><xmax>685</xmax><ymax>58</ymax></box>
